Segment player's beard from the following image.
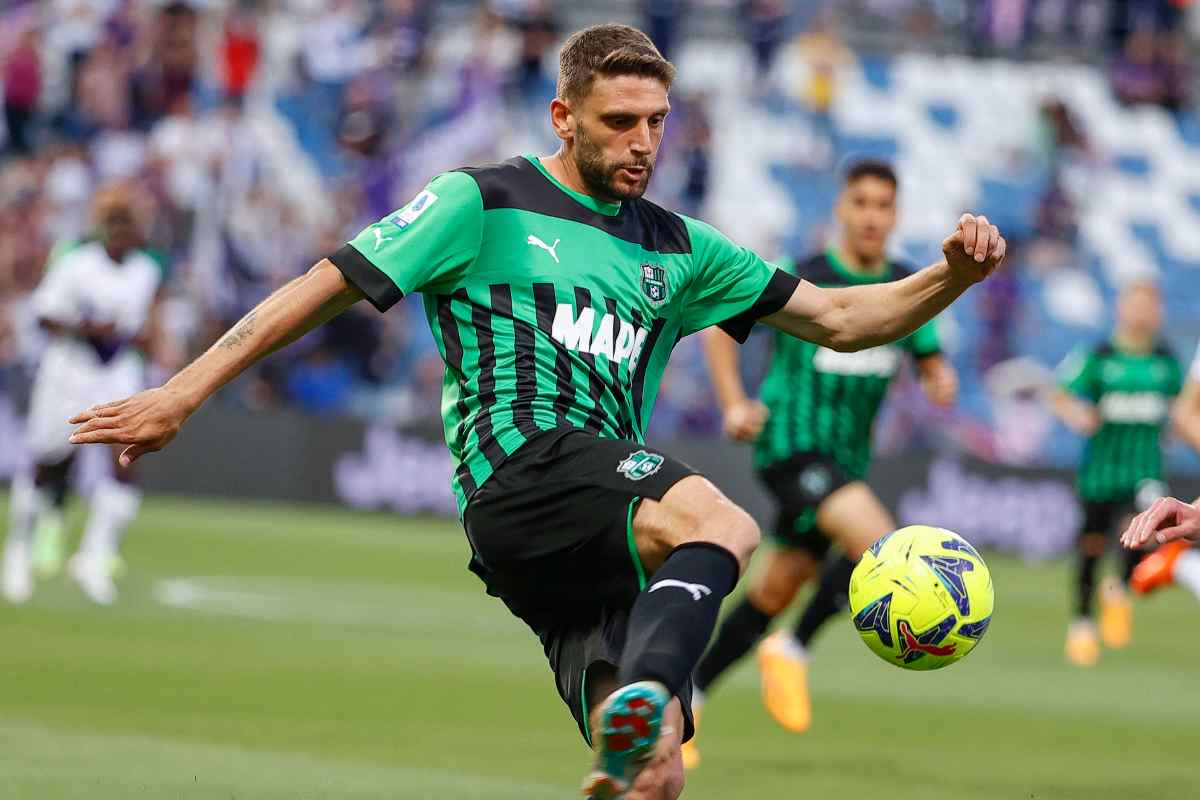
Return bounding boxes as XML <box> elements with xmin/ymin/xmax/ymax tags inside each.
<box><xmin>573</xmin><ymin>124</ymin><xmax>654</xmax><ymax>202</ymax></box>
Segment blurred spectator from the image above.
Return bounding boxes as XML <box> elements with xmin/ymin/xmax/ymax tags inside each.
<box><xmin>219</xmin><ymin>3</ymin><xmax>261</xmax><ymax>101</ymax></box>
<box><xmin>1110</xmin><ymin>27</ymin><xmax>1167</xmax><ymax>105</ymax></box>
<box><xmin>4</xmin><ymin>28</ymin><xmax>42</xmax><ymax>156</ymax></box>
<box><xmin>642</xmin><ymin>0</ymin><xmax>686</xmax><ymax>60</ymax></box>
<box><xmin>1158</xmin><ymin>29</ymin><xmax>1193</xmax><ymax>111</ymax></box>
<box><xmin>130</xmin><ymin>2</ymin><xmax>201</xmax><ymax>131</ymax></box>
<box><xmin>675</xmin><ymin>93</ymin><xmax>713</xmax><ymax>218</ymax></box>
<box><xmin>786</xmin><ymin>8</ymin><xmax>852</xmax><ymax>161</ymax></box>
<box><xmin>742</xmin><ymin>0</ymin><xmax>790</xmax><ymax>78</ymax></box>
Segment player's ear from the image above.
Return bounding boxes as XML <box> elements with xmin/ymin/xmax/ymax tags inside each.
<box><xmin>549</xmin><ymin>97</ymin><xmax>574</xmax><ymax>142</ymax></box>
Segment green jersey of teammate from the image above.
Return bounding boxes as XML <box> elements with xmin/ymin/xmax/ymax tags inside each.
<box><xmin>333</xmin><ymin>155</ymin><xmax>797</xmax><ymax>514</ymax></box>
<box><xmin>1059</xmin><ymin>339</ymin><xmax>1182</xmax><ymax>502</ymax></box>
<box><xmin>754</xmin><ymin>249</ymin><xmax>941</xmax><ymax>477</ymax></box>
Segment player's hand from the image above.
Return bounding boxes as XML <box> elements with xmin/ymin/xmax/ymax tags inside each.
<box><xmin>942</xmin><ymin>214</ymin><xmax>1006</xmax><ymax>283</ymax></box>
<box><xmin>919</xmin><ymin>361</ymin><xmax>958</xmax><ymax>407</ymax></box>
<box><xmin>1064</xmin><ymin>403</ymin><xmax>1101</xmax><ymax>436</ymax></box>
<box><xmin>68</xmin><ymin>386</ymin><xmax>194</xmax><ymax>467</ymax></box>
<box><xmin>1120</xmin><ymin>496</ymin><xmax>1200</xmax><ymax>549</ymax></box>
<box><xmin>723</xmin><ymin>398</ymin><xmax>768</xmax><ymax>443</ymax></box>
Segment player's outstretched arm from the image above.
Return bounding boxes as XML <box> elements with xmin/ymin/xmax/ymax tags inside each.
<box><xmin>701</xmin><ymin>327</ymin><xmax>767</xmax><ymax>442</ymax></box>
<box><xmin>69</xmin><ymin>259</ymin><xmax>363</xmax><ymax>466</ymax></box>
<box><xmin>761</xmin><ymin>214</ymin><xmax>1004</xmax><ymax>352</ymax></box>
<box><xmin>1121</xmin><ymin>496</ymin><xmax>1200</xmax><ymax>548</ymax></box>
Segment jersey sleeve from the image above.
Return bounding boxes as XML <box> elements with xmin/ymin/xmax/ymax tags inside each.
<box><xmin>677</xmin><ymin>217</ymin><xmax>800</xmax><ymax>341</ymax></box>
<box><xmin>1057</xmin><ymin>344</ymin><xmax>1101</xmax><ymax>401</ymax></box>
<box><xmin>1191</xmin><ymin>342</ymin><xmax>1200</xmax><ymax>383</ymax></box>
<box><xmin>329</xmin><ymin>171</ymin><xmax>483</xmax><ymax>311</ymax></box>
<box><xmin>903</xmin><ymin>318</ymin><xmax>942</xmax><ymax>359</ymax></box>
<box><xmin>1168</xmin><ymin>352</ymin><xmax>1185</xmax><ymax>396</ymax></box>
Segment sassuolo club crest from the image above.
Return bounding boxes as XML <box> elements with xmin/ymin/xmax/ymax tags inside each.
<box><xmin>640</xmin><ymin>263</ymin><xmax>667</xmax><ymax>306</ymax></box>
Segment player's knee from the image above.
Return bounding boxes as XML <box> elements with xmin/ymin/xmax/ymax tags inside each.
<box><xmin>701</xmin><ymin>501</ymin><xmax>759</xmax><ymax>570</ymax></box>
<box><xmin>1080</xmin><ymin>534</ymin><xmax>1106</xmax><ymax>557</ymax></box>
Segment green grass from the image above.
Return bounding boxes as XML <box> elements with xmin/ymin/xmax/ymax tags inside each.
<box><xmin>1</xmin><ymin>494</ymin><xmax>1196</xmax><ymax>799</ymax></box>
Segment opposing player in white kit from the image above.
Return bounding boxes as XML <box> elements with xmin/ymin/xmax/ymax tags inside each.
<box><xmin>1125</xmin><ymin>340</ymin><xmax>1200</xmax><ymax>599</ymax></box>
<box><xmin>2</xmin><ymin>185</ymin><xmax>166</xmax><ymax>605</ymax></box>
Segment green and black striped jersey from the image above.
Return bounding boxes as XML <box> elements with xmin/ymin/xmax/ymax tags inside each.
<box><xmin>1058</xmin><ymin>341</ymin><xmax>1183</xmax><ymax>502</ymax></box>
<box><xmin>754</xmin><ymin>250</ymin><xmax>941</xmax><ymax>477</ymax></box>
<box><xmin>330</xmin><ymin>155</ymin><xmax>798</xmax><ymax>514</ymax></box>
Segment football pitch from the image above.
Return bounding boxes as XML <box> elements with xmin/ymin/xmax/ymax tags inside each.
<box><xmin>1</xmin><ymin>494</ymin><xmax>1197</xmax><ymax>800</ymax></box>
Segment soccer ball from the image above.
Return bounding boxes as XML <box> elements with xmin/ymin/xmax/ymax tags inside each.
<box><xmin>848</xmin><ymin>525</ymin><xmax>994</xmax><ymax>671</ymax></box>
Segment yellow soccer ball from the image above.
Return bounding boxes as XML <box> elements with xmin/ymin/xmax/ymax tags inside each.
<box><xmin>849</xmin><ymin>525</ymin><xmax>994</xmax><ymax>671</ymax></box>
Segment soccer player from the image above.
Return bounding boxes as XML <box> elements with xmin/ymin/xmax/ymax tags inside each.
<box><xmin>67</xmin><ymin>26</ymin><xmax>1005</xmax><ymax>799</ymax></box>
<box><xmin>683</xmin><ymin>160</ymin><xmax>957</xmax><ymax>767</ymax></box>
<box><xmin>3</xmin><ymin>184</ymin><xmax>166</xmax><ymax>606</ymax></box>
<box><xmin>1122</xmin><ymin>339</ymin><xmax>1200</xmax><ymax>599</ymax></box>
<box><xmin>1052</xmin><ymin>281</ymin><xmax>1182</xmax><ymax>667</ymax></box>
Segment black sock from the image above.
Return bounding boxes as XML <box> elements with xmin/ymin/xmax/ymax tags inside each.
<box><xmin>794</xmin><ymin>554</ymin><xmax>854</xmax><ymax>648</ymax></box>
<box><xmin>1077</xmin><ymin>552</ymin><xmax>1099</xmax><ymax>618</ymax></box>
<box><xmin>617</xmin><ymin>543</ymin><xmax>739</xmax><ymax>697</ymax></box>
<box><xmin>1122</xmin><ymin>547</ymin><xmax>1141</xmax><ymax>586</ymax></box>
<box><xmin>693</xmin><ymin>596</ymin><xmax>772</xmax><ymax>694</ymax></box>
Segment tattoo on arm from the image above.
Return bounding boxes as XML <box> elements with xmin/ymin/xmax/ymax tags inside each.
<box><xmin>218</xmin><ymin>310</ymin><xmax>258</xmax><ymax>350</ymax></box>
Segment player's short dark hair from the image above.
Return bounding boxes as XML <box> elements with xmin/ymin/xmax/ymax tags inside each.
<box><xmin>557</xmin><ymin>24</ymin><xmax>675</xmax><ymax>103</ymax></box>
<box><xmin>843</xmin><ymin>159</ymin><xmax>898</xmax><ymax>190</ymax></box>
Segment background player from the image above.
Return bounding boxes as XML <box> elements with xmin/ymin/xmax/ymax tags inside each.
<box><xmin>1124</xmin><ymin>338</ymin><xmax>1200</xmax><ymax>599</ymax></box>
<box><xmin>685</xmin><ymin>159</ymin><xmax>957</xmax><ymax>766</ymax></box>
<box><xmin>1052</xmin><ymin>281</ymin><xmax>1182</xmax><ymax>666</ymax></box>
<box><xmin>66</xmin><ymin>25</ymin><xmax>1006</xmax><ymax>800</ymax></box>
<box><xmin>3</xmin><ymin>184</ymin><xmax>167</xmax><ymax>606</ymax></box>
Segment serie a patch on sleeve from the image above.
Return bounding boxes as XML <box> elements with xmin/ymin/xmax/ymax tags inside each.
<box><xmin>391</xmin><ymin>190</ymin><xmax>439</xmax><ymax>229</ymax></box>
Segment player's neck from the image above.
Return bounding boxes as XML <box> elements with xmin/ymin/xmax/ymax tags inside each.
<box><xmin>104</xmin><ymin>244</ymin><xmax>129</xmax><ymax>264</ymax></box>
<box><xmin>1113</xmin><ymin>330</ymin><xmax>1155</xmax><ymax>354</ymax></box>
<box><xmin>542</xmin><ymin>151</ymin><xmax>620</xmax><ymax>206</ymax></box>
<box><xmin>832</xmin><ymin>244</ymin><xmax>887</xmax><ymax>275</ymax></box>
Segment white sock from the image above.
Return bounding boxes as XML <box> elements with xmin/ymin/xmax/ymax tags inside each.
<box><xmin>1173</xmin><ymin>550</ymin><xmax>1200</xmax><ymax>602</ymax></box>
<box><xmin>6</xmin><ymin>474</ymin><xmax>49</xmax><ymax>551</ymax></box>
<box><xmin>78</xmin><ymin>482</ymin><xmax>142</xmax><ymax>563</ymax></box>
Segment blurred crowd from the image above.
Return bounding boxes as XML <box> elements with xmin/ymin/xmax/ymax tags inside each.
<box><xmin>0</xmin><ymin>0</ymin><xmax>1196</xmax><ymax>440</ymax></box>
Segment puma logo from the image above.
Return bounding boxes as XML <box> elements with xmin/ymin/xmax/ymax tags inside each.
<box><xmin>648</xmin><ymin>579</ymin><xmax>712</xmax><ymax>601</ymax></box>
<box><xmin>373</xmin><ymin>227</ymin><xmax>392</xmax><ymax>251</ymax></box>
<box><xmin>527</xmin><ymin>234</ymin><xmax>560</xmax><ymax>263</ymax></box>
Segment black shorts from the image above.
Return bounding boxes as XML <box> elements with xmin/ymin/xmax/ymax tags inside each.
<box><xmin>462</xmin><ymin>428</ymin><xmax>699</xmax><ymax>746</ymax></box>
<box><xmin>1080</xmin><ymin>499</ymin><xmax>1135</xmax><ymax>539</ymax></box>
<box><xmin>1080</xmin><ymin>480</ymin><xmax>1168</xmax><ymax>537</ymax></box>
<box><xmin>756</xmin><ymin>452</ymin><xmax>855</xmax><ymax>557</ymax></box>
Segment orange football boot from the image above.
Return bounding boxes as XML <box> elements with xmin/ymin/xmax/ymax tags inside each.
<box><xmin>1065</xmin><ymin>621</ymin><xmax>1099</xmax><ymax>668</ymax></box>
<box><xmin>756</xmin><ymin>632</ymin><xmax>812</xmax><ymax>732</ymax></box>
<box><xmin>1130</xmin><ymin>540</ymin><xmax>1189</xmax><ymax>595</ymax></box>
<box><xmin>1099</xmin><ymin>580</ymin><xmax>1132</xmax><ymax>649</ymax></box>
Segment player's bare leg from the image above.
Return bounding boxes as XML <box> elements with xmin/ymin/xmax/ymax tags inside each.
<box><xmin>69</xmin><ymin>445</ymin><xmax>142</xmax><ymax>605</ymax></box>
<box><xmin>748</xmin><ymin>547</ymin><xmax>820</xmax><ymax>733</ymax></box>
<box><xmin>815</xmin><ymin>481</ymin><xmax>894</xmax><ymax>561</ymax></box>
<box><xmin>583</xmin><ymin>476</ymin><xmax>757</xmax><ymax>798</ymax></box>
<box><xmin>753</xmin><ymin>481</ymin><xmax>895</xmax><ymax>731</ymax></box>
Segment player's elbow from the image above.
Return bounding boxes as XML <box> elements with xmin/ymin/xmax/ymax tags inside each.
<box><xmin>821</xmin><ymin>315</ymin><xmax>874</xmax><ymax>353</ymax></box>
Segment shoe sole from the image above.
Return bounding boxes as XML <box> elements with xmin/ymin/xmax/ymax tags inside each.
<box><xmin>582</xmin><ymin>681</ymin><xmax>668</xmax><ymax>799</ymax></box>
